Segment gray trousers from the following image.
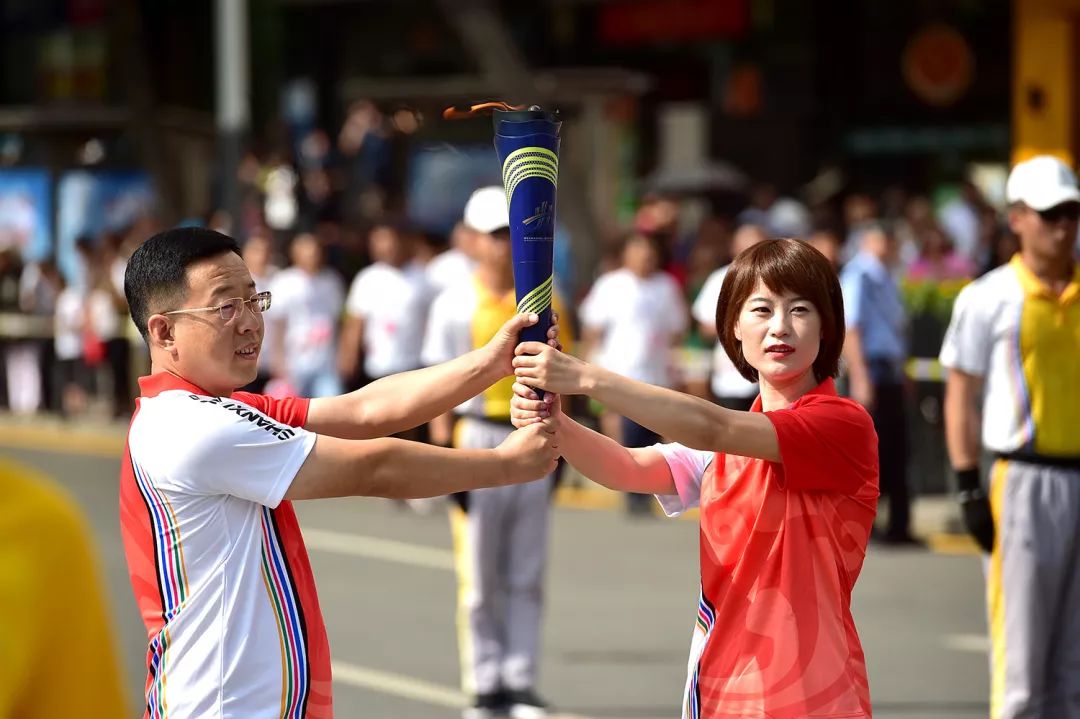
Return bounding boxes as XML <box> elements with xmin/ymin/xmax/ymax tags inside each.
<box><xmin>989</xmin><ymin>458</ymin><xmax>1080</xmax><ymax>719</ymax></box>
<box><xmin>450</xmin><ymin>417</ymin><xmax>553</xmax><ymax>695</ymax></box>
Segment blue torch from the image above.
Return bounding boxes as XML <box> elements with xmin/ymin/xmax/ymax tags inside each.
<box><xmin>493</xmin><ymin>107</ymin><xmax>561</xmax><ymax>353</ymax></box>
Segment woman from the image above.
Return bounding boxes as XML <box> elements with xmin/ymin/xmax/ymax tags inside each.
<box><xmin>511</xmin><ymin>239</ymin><xmax>879</xmax><ymax>718</ymax></box>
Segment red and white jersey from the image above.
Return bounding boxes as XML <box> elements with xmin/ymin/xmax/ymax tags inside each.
<box><xmin>120</xmin><ymin>372</ymin><xmax>332</xmax><ymax>718</ymax></box>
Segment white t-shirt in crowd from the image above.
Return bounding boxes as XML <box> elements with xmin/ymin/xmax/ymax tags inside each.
<box><xmin>54</xmin><ymin>288</ymin><xmax>83</xmax><ymax>360</ymax></box>
<box><xmin>346</xmin><ymin>260</ymin><xmax>432</xmax><ymax>378</ymax></box>
<box><xmin>579</xmin><ymin>268</ymin><xmax>688</xmax><ymax>387</ymax></box>
<box><xmin>251</xmin><ymin>267</ymin><xmax>280</xmax><ymax>373</ymax></box>
<box><xmin>693</xmin><ymin>265</ymin><xmax>758</xmax><ymax>400</ymax></box>
<box><xmin>426</xmin><ymin>249</ymin><xmax>476</xmax><ymax>293</ymax></box>
<box><xmin>268</xmin><ymin>267</ymin><xmax>344</xmax><ymax>376</ymax></box>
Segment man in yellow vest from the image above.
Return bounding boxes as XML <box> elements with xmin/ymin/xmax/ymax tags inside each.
<box><xmin>424</xmin><ymin>186</ymin><xmax>572</xmax><ymax>719</ymax></box>
<box><xmin>942</xmin><ymin>155</ymin><xmax>1080</xmax><ymax>718</ymax></box>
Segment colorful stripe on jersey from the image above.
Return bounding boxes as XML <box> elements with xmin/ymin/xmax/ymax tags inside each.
<box><xmin>145</xmin><ymin>628</ymin><xmax>172</xmax><ymax>718</ymax></box>
<box><xmin>1008</xmin><ymin>301</ymin><xmax>1036</xmax><ymax>450</ymax></box>
<box><xmin>260</xmin><ymin>506</ymin><xmax>310</xmax><ymax>718</ymax></box>
<box><xmin>685</xmin><ymin>591</ymin><xmax>716</xmax><ymax>719</ymax></box>
<box><xmin>132</xmin><ymin>460</ymin><xmax>189</xmax><ymax>620</ymax></box>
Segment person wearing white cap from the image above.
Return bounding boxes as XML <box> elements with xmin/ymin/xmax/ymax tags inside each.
<box><xmin>941</xmin><ymin>154</ymin><xmax>1080</xmax><ymax>718</ymax></box>
<box><xmin>423</xmin><ymin>186</ymin><xmax>572</xmax><ymax>719</ymax></box>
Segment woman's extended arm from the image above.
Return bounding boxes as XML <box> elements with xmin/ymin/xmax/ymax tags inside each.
<box><xmin>510</xmin><ymin>388</ymin><xmax>676</xmax><ymax>495</ymax></box>
<box><xmin>513</xmin><ymin>344</ymin><xmax>780</xmax><ymax>461</ymax></box>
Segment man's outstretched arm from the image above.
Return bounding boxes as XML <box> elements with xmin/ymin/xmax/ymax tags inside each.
<box><xmin>284</xmin><ymin>422</ymin><xmax>558</xmax><ymax>500</ymax></box>
<box><xmin>305</xmin><ymin>313</ymin><xmax>557</xmax><ymax>439</ymax></box>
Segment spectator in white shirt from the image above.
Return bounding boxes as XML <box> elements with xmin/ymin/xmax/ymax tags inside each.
<box><xmin>339</xmin><ymin>222</ymin><xmax>432</xmax><ymax>389</ymax></box>
<box><xmin>426</xmin><ymin>220</ymin><xmax>479</xmax><ymax>293</ymax></box>
<box><xmin>268</xmin><ymin>233</ymin><xmax>345</xmax><ymax>398</ymax></box>
<box><xmin>579</xmin><ymin>232</ymin><xmax>688</xmax><ymax>515</ymax></box>
<box><xmin>241</xmin><ymin>229</ymin><xmax>280</xmax><ymax>393</ymax></box>
<box><xmin>692</xmin><ymin>224</ymin><xmax>768</xmax><ymax>411</ymax></box>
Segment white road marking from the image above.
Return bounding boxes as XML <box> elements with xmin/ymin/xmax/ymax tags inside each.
<box><xmin>942</xmin><ymin>633</ymin><xmax>990</xmax><ymax>653</ymax></box>
<box><xmin>331</xmin><ymin>660</ymin><xmax>592</xmax><ymax>718</ymax></box>
<box><xmin>332</xmin><ymin>660</ymin><xmax>465</xmax><ymax>708</ymax></box>
<box><xmin>302</xmin><ymin>528</ymin><xmax>455</xmax><ymax>571</ymax></box>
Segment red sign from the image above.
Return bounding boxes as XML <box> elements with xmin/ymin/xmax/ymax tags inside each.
<box><xmin>600</xmin><ymin>0</ymin><xmax>749</xmax><ymax>46</ymax></box>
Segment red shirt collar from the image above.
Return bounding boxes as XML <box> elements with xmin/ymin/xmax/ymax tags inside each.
<box><xmin>750</xmin><ymin>376</ymin><xmax>837</xmax><ymax>412</ymax></box>
<box><xmin>138</xmin><ymin>371</ymin><xmax>213</xmax><ymax>399</ymax></box>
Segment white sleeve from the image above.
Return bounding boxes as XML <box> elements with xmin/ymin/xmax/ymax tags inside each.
<box><xmin>665</xmin><ymin>277</ymin><xmax>689</xmax><ymax>335</ymax></box>
<box><xmin>344</xmin><ymin>271</ymin><xmax>369</xmax><ymax>318</ymax></box>
<box><xmin>578</xmin><ymin>276</ymin><xmax>610</xmax><ymax>330</ymax></box>
<box><xmin>652</xmin><ymin>442</ymin><xmax>713</xmax><ymax>516</ymax></box>
<box><xmin>692</xmin><ymin>269</ymin><xmax>725</xmax><ymax>327</ymax></box>
<box><xmin>161</xmin><ymin>396</ymin><xmax>317</xmax><ymax>507</ymax></box>
<box><xmin>421</xmin><ymin>288</ymin><xmax>458</xmax><ymax>365</ymax></box>
<box><xmin>328</xmin><ymin>273</ymin><xmax>345</xmax><ymax>316</ymax></box>
<box><xmin>939</xmin><ymin>283</ymin><xmax>991</xmax><ymax>377</ymax></box>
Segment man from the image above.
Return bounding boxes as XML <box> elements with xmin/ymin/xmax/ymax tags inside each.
<box><xmin>1</xmin><ymin>458</ymin><xmax>128</xmax><ymax>718</ymax></box>
<box><xmin>267</xmin><ymin>232</ymin><xmax>345</xmax><ymax>397</ymax></box>
<box><xmin>941</xmin><ymin>155</ymin><xmax>1080</xmax><ymax>719</ymax></box>
<box><xmin>840</xmin><ymin>223</ymin><xmax>916</xmax><ymax>545</ymax></box>
<box><xmin>339</xmin><ymin>221</ymin><xmax>432</xmax><ymax>390</ymax></box>
<box><xmin>579</xmin><ymin>231</ymin><xmax>686</xmax><ymax>516</ymax></box>
<box><xmin>427</xmin><ymin>219</ymin><xmax>480</xmax><ymax>293</ymax></box>
<box><xmin>240</xmin><ymin>229</ymin><xmax>279</xmax><ymax>393</ymax></box>
<box><xmin>119</xmin><ymin>227</ymin><xmax>558</xmax><ymax>717</ymax></box>
<box><xmin>423</xmin><ymin>187</ymin><xmax>571</xmax><ymax>719</ymax></box>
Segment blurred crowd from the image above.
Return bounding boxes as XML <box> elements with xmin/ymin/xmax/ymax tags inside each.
<box><xmin>0</xmin><ymin>101</ymin><xmax>1030</xmax><ymax>521</ymax></box>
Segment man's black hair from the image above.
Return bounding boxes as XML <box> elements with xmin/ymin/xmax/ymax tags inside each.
<box><xmin>124</xmin><ymin>227</ymin><xmax>241</xmax><ymax>344</ymax></box>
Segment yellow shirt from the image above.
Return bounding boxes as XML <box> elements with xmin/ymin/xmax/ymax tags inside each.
<box><xmin>941</xmin><ymin>255</ymin><xmax>1080</xmax><ymax>456</ymax></box>
<box><xmin>0</xmin><ymin>458</ymin><xmax>128</xmax><ymax>718</ymax></box>
<box><xmin>423</xmin><ymin>274</ymin><xmax>574</xmax><ymax>420</ymax></box>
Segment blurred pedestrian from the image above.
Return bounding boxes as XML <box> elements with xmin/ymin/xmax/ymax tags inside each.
<box><xmin>339</xmin><ymin>221</ymin><xmax>431</xmax><ymax>391</ymax></box>
<box><xmin>0</xmin><ymin>457</ymin><xmax>128</xmax><ymax>718</ymax></box>
<box><xmin>693</xmin><ymin>224</ymin><xmax>768</xmax><ymax>411</ymax></box>
<box><xmin>8</xmin><ymin>259</ymin><xmax>61</xmax><ymax>414</ymax></box>
<box><xmin>268</xmin><ymin>232</ymin><xmax>345</xmax><ymax>397</ymax></box>
<box><xmin>240</xmin><ymin>229</ymin><xmax>280</xmax><ymax>393</ymax></box>
<box><xmin>511</xmin><ymin>238</ymin><xmax>878</xmax><ymax>719</ymax></box>
<box><xmin>807</xmin><ymin>227</ymin><xmax>843</xmax><ymax>270</ymax></box>
<box><xmin>427</xmin><ymin>220</ymin><xmax>479</xmax><ymax>293</ymax></box>
<box><xmin>119</xmin><ymin>227</ymin><xmax>558</xmax><ymax>717</ymax></box>
<box><xmin>52</xmin><ymin>273</ymin><xmax>88</xmax><ymax>417</ymax></box>
<box><xmin>840</xmin><ymin>223</ymin><xmax>917</xmax><ymax>544</ymax></box>
<box><xmin>941</xmin><ymin>155</ymin><xmax>1080</xmax><ymax>719</ymax></box>
<box><xmin>422</xmin><ymin>187</ymin><xmax>570</xmax><ymax>719</ymax></box>
<box><xmin>580</xmin><ymin>231</ymin><xmax>688</xmax><ymax>515</ymax></box>
<box><xmin>906</xmin><ymin>224</ymin><xmax>975</xmax><ymax>282</ymax></box>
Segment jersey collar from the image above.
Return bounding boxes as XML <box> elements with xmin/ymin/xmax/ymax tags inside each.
<box><xmin>138</xmin><ymin>371</ymin><xmax>212</xmax><ymax>399</ymax></box>
<box><xmin>749</xmin><ymin>376</ymin><xmax>837</xmax><ymax>412</ymax></box>
<box><xmin>1010</xmin><ymin>253</ymin><xmax>1080</xmax><ymax>304</ymax></box>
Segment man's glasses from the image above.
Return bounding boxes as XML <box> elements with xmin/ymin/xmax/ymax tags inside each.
<box><xmin>1036</xmin><ymin>202</ymin><xmax>1080</xmax><ymax>224</ymax></box>
<box><xmin>163</xmin><ymin>291</ymin><xmax>272</xmax><ymax>323</ymax></box>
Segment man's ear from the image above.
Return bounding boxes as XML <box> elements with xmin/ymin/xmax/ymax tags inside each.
<box><xmin>1006</xmin><ymin>206</ymin><xmax>1026</xmax><ymax>236</ymax></box>
<box><xmin>146</xmin><ymin>315</ymin><xmax>175</xmax><ymax>352</ymax></box>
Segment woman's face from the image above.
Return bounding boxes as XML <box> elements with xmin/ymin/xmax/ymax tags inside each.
<box><xmin>734</xmin><ymin>280</ymin><xmax>821</xmax><ymax>385</ymax></box>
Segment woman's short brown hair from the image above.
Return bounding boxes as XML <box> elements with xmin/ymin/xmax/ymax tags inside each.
<box><xmin>716</xmin><ymin>238</ymin><xmax>845</xmax><ymax>384</ymax></box>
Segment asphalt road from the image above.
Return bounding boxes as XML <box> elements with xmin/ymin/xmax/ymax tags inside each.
<box><xmin>6</xmin><ymin>445</ymin><xmax>990</xmax><ymax>718</ymax></box>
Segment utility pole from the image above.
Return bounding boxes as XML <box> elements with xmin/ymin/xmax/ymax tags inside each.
<box><xmin>216</xmin><ymin>0</ymin><xmax>250</xmax><ymax>233</ymax></box>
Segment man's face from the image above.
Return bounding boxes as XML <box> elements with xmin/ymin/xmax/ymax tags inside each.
<box><xmin>477</xmin><ymin>229</ymin><xmax>512</xmax><ymax>271</ymax></box>
<box><xmin>1009</xmin><ymin>202</ymin><xmax>1080</xmax><ymax>264</ymax></box>
<box><xmin>164</xmin><ymin>252</ymin><xmax>263</xmax><ymax>396</ymax></box>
